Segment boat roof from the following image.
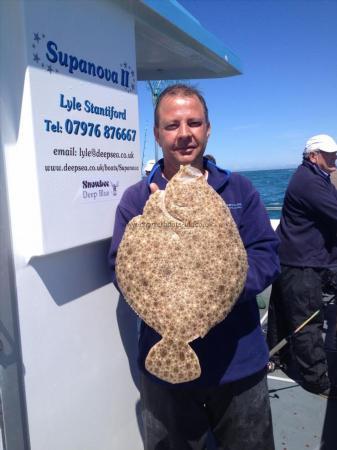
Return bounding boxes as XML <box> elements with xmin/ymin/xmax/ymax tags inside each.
<box><xmin>121</xmin><ymin>0</ymin><xmax>242</xmax><ymax>80</ymax></box>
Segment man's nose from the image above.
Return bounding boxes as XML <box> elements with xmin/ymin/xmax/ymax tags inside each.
<box><xmin>177</xmin><ymin>122</ymin><xmax>191</xmax><ymax>137</ymax></box>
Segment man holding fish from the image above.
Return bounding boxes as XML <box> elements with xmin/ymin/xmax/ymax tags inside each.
<box><xmin>109</xmin><ymin>84</ymin><xmax>280</xmax><ymax>449</ymax></box>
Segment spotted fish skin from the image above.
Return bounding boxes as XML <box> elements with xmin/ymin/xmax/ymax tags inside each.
<box><xmin>116</xmin><ymin>165</ymin><xmax>248</xmax><ymax>383</ymax></box>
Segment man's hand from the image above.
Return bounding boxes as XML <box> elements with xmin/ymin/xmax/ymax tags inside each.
<box><xmin>150</xmin><ymin>183</ymin><xmax>159</xmax><ymax>194</ymax></box>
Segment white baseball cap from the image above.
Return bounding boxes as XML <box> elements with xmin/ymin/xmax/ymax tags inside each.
<box><xmin>144</xmin><ymin>159</ymin><xmax>155</xmax><ymax>172</ymax></box>
<box><xmin>304</xmin><ymin>134</ymin><xmax>337</xmax><ymax>154</ymax></box>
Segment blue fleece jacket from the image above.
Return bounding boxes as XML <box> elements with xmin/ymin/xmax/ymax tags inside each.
<box><xmin>277</xmin><ymin>160</ymin><xmax>337</xmax><ymax>268</ymax></box>
<box><xmin>108</xmin><ymin>158</ymin><xmax>280</xmax><ymax>387</ymax></box>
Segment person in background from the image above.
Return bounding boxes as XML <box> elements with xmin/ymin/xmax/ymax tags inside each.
<box><xmin>144</xmin><ymin>159</ymin><xmax>156</xmax><ymax>177</ymax></box>
<box><xmin>109</xmin><ymin>84</ymin><xmax>280</xmax><ymax>450</ymax></box>
<box><xmin>324</xmin><ymin>166</ymin><xmax>337</xmax><ymax>391</ymax></box>
<box><xmin>267</xmin><ymin>134</ymin><xmax>337</xmax><ymax>398</ymax></box>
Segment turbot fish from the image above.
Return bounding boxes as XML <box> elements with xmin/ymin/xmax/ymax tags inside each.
<box><xmin>116</xmin><ymin>165</ymin><xmax>248</xmax><ymax>383</ymax></box>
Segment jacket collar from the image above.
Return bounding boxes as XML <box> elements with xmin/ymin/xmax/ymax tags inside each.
<box><xmin>146</xmin><ymin>158</ymin><xmax>231</xmax><ymax>192</ymax></box>
<box><xmin>303</xmin><ymin>159</ymin><xmax>331</xmax><ymax>181</ymax></box>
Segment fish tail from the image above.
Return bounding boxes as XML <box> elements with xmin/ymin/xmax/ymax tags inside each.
<box><xmin>145</xmin><ymin>338</ymin><xmax>201</xmax><ymax>384</ymax></box>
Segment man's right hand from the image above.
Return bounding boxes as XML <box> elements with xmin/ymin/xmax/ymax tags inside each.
<box><xmin>150</xmin><ymin>183</ymin><xmax>159</xmax><ymax>194</ymax></box>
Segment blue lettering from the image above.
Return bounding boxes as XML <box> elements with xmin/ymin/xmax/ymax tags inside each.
<box><xmin>105</xmin><ymin>68</ymin><xmax>111</xmax><ymax>81</ymax></box>
<box><xmin>120</xmin><ymin>69</ymin><xmax>129</xmax><ymax>87</ymax></box>
<box><xmin>88</xmin><ymin>62</ymin><xmax>96</xmax><ymax>77</ymax></box>
<box><xmin>58</xmin><ymin>52</ymin><xmax>68</xmax><ymax>67</ymax></box>
<box><xmin>69</xmin><ymin>55</ymin><xmax>78</xmax><ymax>74</ymax></box>
<box><xmin>46</xmin><ymin>40</ymin><xmax>58</xmax><ymax>63</ymax></box>
<box><xmin>97</xmin><ymin>66</ymin><xmax>104</xmax><ymax>79</ymax></box>
<box><xmin>112</xmin><ymin>71</ymin><xmax>118</xmax><ymax>84</ymax></box>
<box><xmin>79</xmin><ymin>59</ymin><xmax>87</xmax><ymax>73</ymax></box>
<box><xmin>44</xmin><ymin>40</ymin><xmax>131</xmax><ymax>90</ymax></box>
<box><xmin>84</xmin><ymin>100</ymin><xmax>91</xmax><ymax>113</ymax></box>
<box><xmin>60</xmin><ymin>93</ymin><xmax>66</xmax><ymax>108</ymax></box>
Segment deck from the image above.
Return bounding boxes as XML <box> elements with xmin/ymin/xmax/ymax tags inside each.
<box><xmin>269</xmin><ymin>373</ymin><xmax>336</xmax><ymax>450</ymax></box>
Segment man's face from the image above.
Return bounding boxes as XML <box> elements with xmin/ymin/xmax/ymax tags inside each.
<box><xmin>154</xmin><ymin>95</ymin><xmax>210</xmax><ymax>171</ymax></box>
<box><xmin>310</xmin><ymin>151</ymin><xmax>337</xmax><ymax>174</ymax></box>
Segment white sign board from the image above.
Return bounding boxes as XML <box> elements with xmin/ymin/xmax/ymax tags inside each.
<box><xmin>20</xmin><ymin>0</ymin><xmax>140</xmax><ymax>255</ymax></box>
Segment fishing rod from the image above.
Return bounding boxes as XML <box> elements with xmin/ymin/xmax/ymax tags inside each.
<box><xmin>269</xmin><ymin>296</ymin><xmax>335</xmax><ymax>358</ymax></box>
<box><xmin>268</xmin><ymin>269</ymin><xmax>337</xmax><ymax>371</ymax></box>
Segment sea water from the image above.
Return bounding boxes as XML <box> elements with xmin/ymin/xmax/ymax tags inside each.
<box><xmin>238</xmin><ymin>168</ymin><xmax>296</xmax><ymax>220</ymax></box>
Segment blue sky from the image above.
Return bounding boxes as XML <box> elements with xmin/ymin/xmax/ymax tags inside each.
<box><xmin>138</xmin><ymin>0</ymin><xmax>337</xmax><ymax>171</ymax></box>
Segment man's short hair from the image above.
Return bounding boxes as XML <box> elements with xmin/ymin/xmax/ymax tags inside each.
<box><xmin>154</xmin><ymin>83</ymin><xmax>209</xmax><ymax>127</ymax></box>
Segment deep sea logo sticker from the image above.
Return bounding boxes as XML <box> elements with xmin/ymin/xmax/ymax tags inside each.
<box><xmin>31</xmin><ymin>32</ymin><xmax>136</xmax><ymax>93</ymax></box>
<box><xmin>80</xmin><ymin>178</ymin><xmax>120</xmax><ymax>202</ymax></box>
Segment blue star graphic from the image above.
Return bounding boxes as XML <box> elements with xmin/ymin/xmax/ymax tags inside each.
<box><xmin>34</xmin><ymin>33</ymin><xmax>41</xmax><ymax>43</ymax></box>
<box><xmin>33</xmin><ymin>53</ymin><xmax>40</xmax><ymax>63</ymax></box>
<box><xmin>47</xmin><ymin>65</ymin><xmax>53</xmax><ymax>73</ymax></box>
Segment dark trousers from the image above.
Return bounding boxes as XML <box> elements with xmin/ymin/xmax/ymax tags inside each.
<box><xmin>267</xmin><ymin>266</ymin><xmax>330</xmax><ymax>392</ymax></box>
<box><xmin>140</xmin><ymin>369</ymin><xmax>275</xmax><ymax>450</ymax></box>
<box><xmin>323</xmin><ymin>291</ymin><xmax>337</xmax><ymax>384</ymax></box>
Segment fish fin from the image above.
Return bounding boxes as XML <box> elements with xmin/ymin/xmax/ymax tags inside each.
<box><xmin>145</xmin><ymin>338</ymin><xmax>201</xmax><ymax>384</ymax></box>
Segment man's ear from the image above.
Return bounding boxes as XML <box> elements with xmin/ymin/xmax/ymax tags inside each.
<box><xmin>206</xmin><ymin>123</ymin><xmax>211</xmax><ymax>139</ymax></box>
<box><xmin>308</xmin><ymin>151</ymin><xmax>318</xmax><ymax>164</ymax></box>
